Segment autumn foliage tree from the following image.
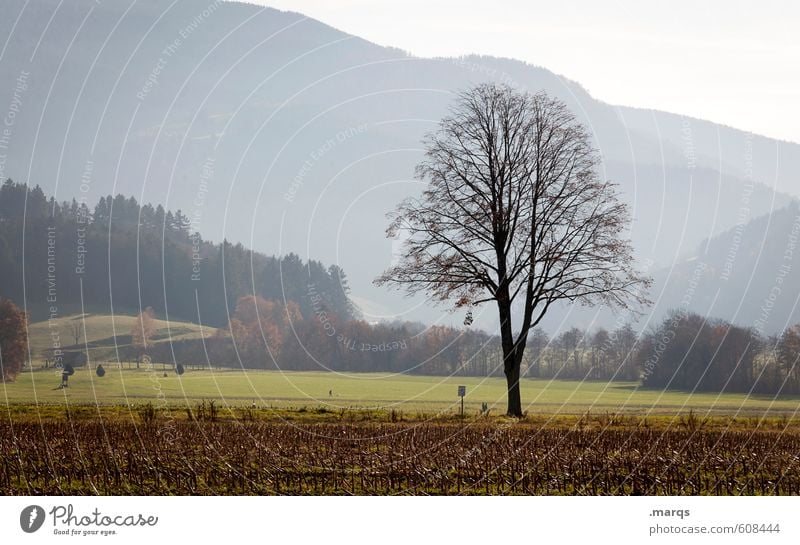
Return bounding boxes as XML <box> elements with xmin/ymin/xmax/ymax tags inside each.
<box><xmin>229</xmin><ymin>295</ymin><xmax>301</xmax><ymax>368</ymax></box>
<box><xmin>377</xmin><ymin>84</ymin><xmax>650</xmax><ymax>416</ymax></box>
<box><xmin>0</xmin><ymin>298</ymin><xmax>27</xmax><ymax>382</ymax></box>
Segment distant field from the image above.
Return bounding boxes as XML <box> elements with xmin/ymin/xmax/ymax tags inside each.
<box><xmin>26</xmin><ymin>313</ymin><xmax>220</xmax><ymax>360</ymax></box>
<box><xmin>3</xmin><ymin>367</ymin><xmax>800</xmax><ymax>416</ymax></box>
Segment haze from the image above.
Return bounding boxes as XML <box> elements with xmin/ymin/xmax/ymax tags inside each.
<box><xmin>1</xmin><ymin>0</ymin><xmax>799</xmax><ymax>333</ymax></box>
<box><xmin>256</xmin><ymin>0</ymin><xmax>800</xmax><ymax>144</ymax></box>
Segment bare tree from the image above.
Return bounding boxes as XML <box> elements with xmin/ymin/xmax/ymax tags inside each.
<box><xmin>591</xmin><ymin>328</ymin><xmax>610</xmax><ymax>378</ymax></box>
<box><xmin>376</xmin><ymin>84</ymin><xmax>650</xmax><ymax>416</ymax></box>
<box><xmin>70</xmin><ymin>318</ymin><xmax>82</xmax><ymax>346</ymax></box>
<box><xmin>526</xmin><ymin>328</ymin><xmax>549</xmax><ymax>377</ymax></box>
<box><xmin>131</xmin><ymin>307</ymin><xmax>157</xmax><ymax>368</ymax></box>
<box><xmin>613</xmin><ymin>323</ymin><xmax>639</xmax><ymax>380</ymax></box>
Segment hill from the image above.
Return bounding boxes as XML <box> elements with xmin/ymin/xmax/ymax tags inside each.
<box><xmin>26</xmin><ymin>312</ymin><xmax>221</xmax><ymax>362</ymax></box>
<box><xmin>0</xmin><ymin>181</ymin><xmax>356</xmax><ymax>326</ymax></box>
<box><xmin>649</xmin><ymin>200</ymin><xmax>800</xmax><ymax>333</ymax></box>
<box><xmin>1</xmin><ymin>0</ymin><xmax>797</xmax><ymax>330</ymax></box>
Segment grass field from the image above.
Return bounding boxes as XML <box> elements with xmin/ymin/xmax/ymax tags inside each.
<box><xmin>26</xmin><ymin>313</ymin><xmax>220</xmax><ymax>360</ymax></box>
<box><xmin>4</xmin><ymin>366</ymin><xmax>800</xmax><ymax>417</ymax></box>
<box><xmin>17</xmin><ymin>313</ymin><xmax>800</xmax><ymax>416</ymax></box>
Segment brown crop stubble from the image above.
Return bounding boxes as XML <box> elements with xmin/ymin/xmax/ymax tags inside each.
<box><xmin>1</xmin><ymin>420</ymin><xmax>799</xmax><ymax>495</ymax></box>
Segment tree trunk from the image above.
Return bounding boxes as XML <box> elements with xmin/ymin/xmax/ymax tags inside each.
<box><xmin>504</xmin><ymin>356</ymin><xmax>523</xmax><ymax>417</ymax></box>
<box><xmin>497</xmin><ymin>295</ymin><xmax>524</xmax><ymax>417</ymax></box>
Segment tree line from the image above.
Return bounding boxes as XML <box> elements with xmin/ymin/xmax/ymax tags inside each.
<box><xmin>4</xmin><ymin>288</ymin><xmax>800</xmax><ymax>396</ymax></box>
<box><xmin>0</xmin><ymin>179</ymin><xmax>356</xmax><ymax>327</ymax></box>
<box><xmin>139</xmin><ymin>295</ymin><xmax>800</xmax><ymax>396</ymax></box>
<box><xmin>637</xmin><ymin>311</ymin><xmax>800</xmax><ymax>395</ymax></box>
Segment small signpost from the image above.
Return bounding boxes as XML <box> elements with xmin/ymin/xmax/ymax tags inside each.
<box><xmin>457</xmin><ymin>385</ymin><xmax>466</xmax><ymax>418</ymax></box>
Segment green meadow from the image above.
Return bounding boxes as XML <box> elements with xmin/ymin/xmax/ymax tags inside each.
<box><xmin>3</xmin><ymin>367</ymin><xmax>799</xmax><ymax>416</ymax></box>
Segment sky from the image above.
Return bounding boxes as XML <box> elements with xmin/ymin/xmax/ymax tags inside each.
<box><xmin>250</xmin><ymin>0</ymin><xmax>800</xmax><ymax>144</ymax></box>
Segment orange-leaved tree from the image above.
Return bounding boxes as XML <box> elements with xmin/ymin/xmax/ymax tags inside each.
<box><xmin>0</xmin><ymin>298</ymin><xmax>28</xmax><ymax>382</ymax></box>
<box><xmin>229</xmin><ymin>295</ymin><xmax>301</xmax><ymax>368</ymax></box>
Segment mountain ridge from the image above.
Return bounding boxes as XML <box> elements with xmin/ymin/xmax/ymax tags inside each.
<box><xmin>0</xmin><ymin>0</ymin><xmax>796</xmax><ymax>331</ymax></box>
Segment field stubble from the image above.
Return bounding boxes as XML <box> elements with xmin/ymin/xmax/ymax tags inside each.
<box><xmin>2</xmin><ymin>408</ymin><xmax>800</xmax><ymax>495</ymax></box>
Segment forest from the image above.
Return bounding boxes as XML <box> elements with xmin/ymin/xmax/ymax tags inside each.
<box><xmin>0</xmin><ymin>180</ymin><xmax>355</xmax><ymax>326</ymax></box>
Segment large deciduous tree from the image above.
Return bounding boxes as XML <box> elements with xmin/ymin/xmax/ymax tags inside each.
<box><xmin>376</xmin><ymin>84</ymin><xmax>650</xmax><ymax>416</ymax></box>
<box><xmin>0</xmin><ymin>298</ymin><xmax>27</xmax><ymax>382</ymax></box>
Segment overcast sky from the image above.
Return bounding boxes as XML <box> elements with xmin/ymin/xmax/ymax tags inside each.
<box><xmin>252</xmin><ymin>0</ymin><xmax>799</xmax><ymax>144</ymax></box>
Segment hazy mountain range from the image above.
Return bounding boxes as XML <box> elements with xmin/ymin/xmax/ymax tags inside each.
<box><xmin>1</xmin><ymin>0</ymin><xmax>798</xmax><ymax>333</ymax></box>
